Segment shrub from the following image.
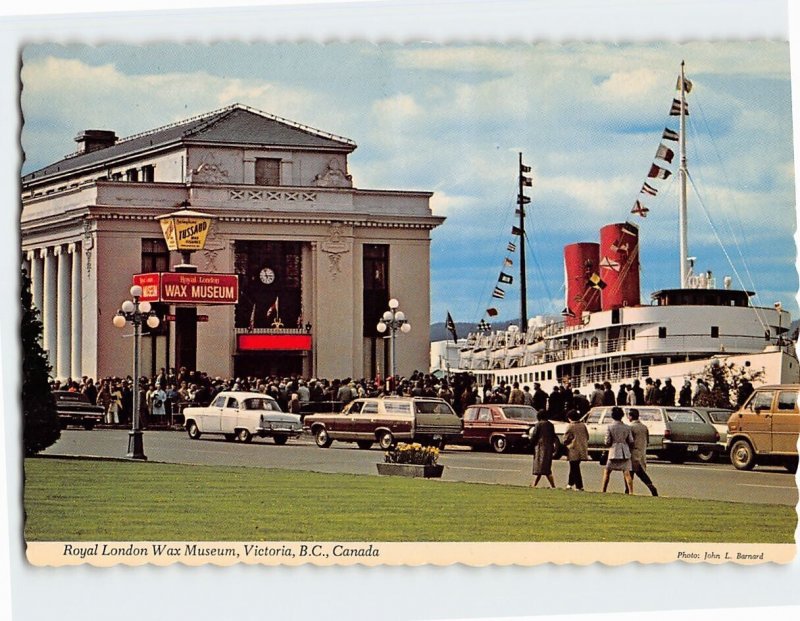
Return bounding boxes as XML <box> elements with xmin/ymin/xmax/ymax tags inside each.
<box><xmin>384</xmin><ymin>442</ymin><xmax>439</xmax><ymax>466</ymax></box>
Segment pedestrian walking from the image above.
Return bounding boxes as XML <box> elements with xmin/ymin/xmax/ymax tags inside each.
<box><xmin>562</xmin><ymin>408</ymin><xmax>589</xmax><ymax>491</ymax></box>
<box><xmin>530</xmin><ymin>410</ymin><xmax>560</xmax><ymax>488</ymax></box>
<box><xmin>628</xmin><ymin>409</ymin><xmax>658</xmax><ymax>496</ymax></box>
<box><xmin>601</xmin><ymin>406</ymin><xmax>634</xmax><ymax>493</ymax></box>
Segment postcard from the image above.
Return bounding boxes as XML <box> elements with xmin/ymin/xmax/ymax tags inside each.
<box><xmin>5</xmin><ymin>0</ymin><xmax>800</xmax><ymax>620</ymax></box>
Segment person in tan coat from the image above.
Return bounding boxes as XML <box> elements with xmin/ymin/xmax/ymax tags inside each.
<box><xmin>628</xmin><ymin>408</ymin><xmax>658</xmax><ymax>496</ymax></box>
<box><xmin>562</xmin><ymin>408</ymin><xmax>589</xmax><ymax>490</ymax></box>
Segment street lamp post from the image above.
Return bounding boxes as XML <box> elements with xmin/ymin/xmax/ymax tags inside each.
<box><xmin>113</xmin><ymin>285</ymin><xmax>160</xmax><ymax>460</ymax></box>
<box><xmin>376</xmin><ymin>298</ymin><xmax>411</xmax><ymax>380</ymax></box>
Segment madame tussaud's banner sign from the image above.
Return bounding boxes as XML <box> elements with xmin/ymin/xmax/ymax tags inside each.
<box><xmin>159</xmin><ymin>214</ymin><xmax>212</xmax><ymax>251</ymax></box>
<box><xmin>133</xmin><ymin>272</ymin><xmax>239</xmax><ymax>305</ymax></box>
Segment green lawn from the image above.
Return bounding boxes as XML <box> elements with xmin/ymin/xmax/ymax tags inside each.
<box><xmin>23</xmin><ymin>458</ymin><xmax>797</xmax><ymax>543</ymax></box>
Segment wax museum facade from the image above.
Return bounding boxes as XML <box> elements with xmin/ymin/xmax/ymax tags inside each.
<box><xmin>21</xmin><ymin>104</ymin><xmax>443</xmax><ymax>381</ymax></box>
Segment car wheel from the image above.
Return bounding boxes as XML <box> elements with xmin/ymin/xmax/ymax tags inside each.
<box><xmin>784</xmin><ymin>456</ymin><xmax>798</xmax><ymax>474</ymax></box>
<box><xmin>83</xmin><ymin>421</ymin><xmax>95</xmax><ymax>431</ymax></box>
<box><xmin>730</xmin><ymin>439</ymin><xmax>756</xmax><ymax>471</ymax></box>
<box><xmin>696</xmin><ymin>448</ymin><xmax>716</xmax><ymax>463</ymax></box>
<box><xmin>356</xmin><ymin>440</ymin><xmax>373</xmax><ymax>450</ymax></box>
<box><xmin>187</xmin><ymin>421</ymin><xmax>201</xmax><ymax>440</ymax></box>
<box><xmin>378</xmin><ymin>431</ymin><xmax>395</xmax><ymax>450</ymax></box>
<box><xmin>314</xmin><ymin>427</ymin><xmax>333</xmax><ymax>448</ymax></box>
<box><xmin>273</xmin><ymin>434</ymin><xmax>288</xmax><ymax>445</ymax></box>
<box><xmin>223</xmin><ymin>434</ymin><xmax>236</xmax><ymax>442</ymax></box>
<box><xmin>236</xmin><ymin>428</ymin><xmax>252</xmax><ymax>443</ymax></box>
<box><xmin>598</xmin><ymin>452</ymin><xmax>608</xmax><ymax>466</ymax></box>
<box><xmin>491</xmin><ymin>436</ymin><xmax>508</xmax><ymax>454</ymax></box>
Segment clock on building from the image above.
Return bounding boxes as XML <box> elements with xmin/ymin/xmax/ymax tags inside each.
<box><xmin>259</xmin><ymin>267</ymin><xmax>276</xmax><ymax>284</ymax></box>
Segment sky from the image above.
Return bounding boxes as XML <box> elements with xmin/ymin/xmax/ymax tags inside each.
<box><xmin>19</xmin><ymin>39</ymin><xmax>798</xmax><ymax>325</ymax></box>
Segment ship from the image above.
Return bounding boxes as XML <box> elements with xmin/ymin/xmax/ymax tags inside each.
<box><xmin>447</xmin><ymin>62</ymin><xmax>800</xmax><ymax>394</ymax></box>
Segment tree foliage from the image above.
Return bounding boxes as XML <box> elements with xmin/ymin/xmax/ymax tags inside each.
<box><xmin>692</xmin><ymin>359</ymin><xmax>763</xmax><ymax>409</ymax></box>
<box><xmin>21</xmin><ymin>269</ymin><xmax>60</xmax><ymax>455</ymax></box>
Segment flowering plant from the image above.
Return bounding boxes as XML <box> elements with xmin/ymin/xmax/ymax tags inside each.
<box><xmin>384</xmin><ymin>442</ymin><xmax>440</xmax><ymax>466</ymax></box>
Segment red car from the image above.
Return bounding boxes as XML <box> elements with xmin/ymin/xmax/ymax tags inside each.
<box><xmin>457</xmin><ymin>404</ymin><xmax>537</xmax><ymax>453</ymax></box>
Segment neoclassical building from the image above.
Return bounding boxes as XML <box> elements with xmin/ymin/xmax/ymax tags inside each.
<box><xmin>21</xmin><ymin>104</ymin><xmax>443</xmax><ymax>381</ymax></box>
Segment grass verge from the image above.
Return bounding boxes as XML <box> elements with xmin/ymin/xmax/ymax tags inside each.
<box><xmin>23</xmin><ymin>458</ymin><xmax>796</xmax><ymax>543</ymax></box>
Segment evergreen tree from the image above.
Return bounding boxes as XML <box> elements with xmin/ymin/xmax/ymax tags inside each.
<box><xmin>21</xmin><ymin>268</ymin><xmax>60</xmax><ymax>455</ymax></box>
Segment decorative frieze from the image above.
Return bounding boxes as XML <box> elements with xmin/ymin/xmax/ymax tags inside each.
<box><xmin>229</xmin><ymin>189</ymin><xmax>317</xmax><ymax>202</ymax></box>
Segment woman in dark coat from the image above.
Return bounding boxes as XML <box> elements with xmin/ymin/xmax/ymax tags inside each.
<box><xmin>531</xmin><ymin>410</ymin><xmax>559</xmax><ymax>488</ymax></box>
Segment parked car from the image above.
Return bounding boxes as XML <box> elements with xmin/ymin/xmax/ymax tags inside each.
<box><xmin>303</xmin><ymin>396</ymin><xmax>463</xmax><ymax>450</ymax></box>
<box><xmin>583</xmin><ymin>405</ymin><xmax>720</xmax><ymax>464</ymax></box>
<box><xmin>691</xmin><ymin>407</ymin><xmax>733</xmax><ymax>462</ymax></box>
<box><xmin>726</xmin><ymin>384</ymin><xmax>799</xmax><ymax>473</ymax></box>
<box><xmin>457</xmin><ymin>404</ymin><xmax>538</xmax><ymax>453</ymax></box>
<box><xmin>53</xmin><ymin>390</ymin><xmax>105</xmax><ymax>430</ymax></box>
<box><xmin>184</xmin><ymin>391</ymin><xmax>302</xmax><ymax>444</ymax></box>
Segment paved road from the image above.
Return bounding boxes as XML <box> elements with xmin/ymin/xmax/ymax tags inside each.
<box><xmin>43</xmin><ymin>429</ymin><xmax>799</xmax><ymax>506</ymax></box>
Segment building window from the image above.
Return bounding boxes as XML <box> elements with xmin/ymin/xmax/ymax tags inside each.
<box><xmin>142</xmin><ymin>165</ymin><xmax>155</xmax><ymax>182</ymax></box>
<box><xmin>711</xmin><ymin>326</ymin><xmax>719</xmax><ymax>338</ymax></box>
<box><xmin>234</xmin><ymin>240</ymin><xmax>303</xmax><ymax>330</ymax></box>
<box><xmin>141</xmin><ymin>238</ymin><xmax>170</xmax><ymax>273</ymax></box>
<box><xmin>658</xmin><ymin>327</ymin><xmax>667</xmax><ymax>339</ymax></box>
<box><xmin>255</xmin><ymin>158</ymin><xmax>281</xmax><ymax>185</ymax></box>
<box><xmin>363</xmin><ymin>244</ymin><xmax>389</xmax><ymax>337</ymax></box>
<box><xmin>126</xmin><ymin>168</ymin><xmax>139</xmax><ymax>182</ymax></box>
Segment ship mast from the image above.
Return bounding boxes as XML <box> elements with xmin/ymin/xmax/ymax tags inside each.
<box><xmin>678</xmin><ymin>60</ymin><xmax>690</xmax><ymax>288</ymax></box>
<box><xmin>518</xmin><ymin>153</ymin><xmax>531</xmax><ymax>331</ymax></box>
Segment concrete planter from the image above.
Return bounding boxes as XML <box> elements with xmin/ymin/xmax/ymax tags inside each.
<box><xmin>376</xmin><ymin>463</ymin><xmax>444</xmax><ymax>478</ymax></box>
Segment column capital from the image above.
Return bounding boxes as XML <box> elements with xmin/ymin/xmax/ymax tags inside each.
<box><xmin>67</xmin><ymin>242</ymin><xmax>79</xmax><ymax>254</ymax></box>
<box><xmin>39</xmin><ymin>247</ymin><xmax>48</xmax><ymax>259</ymax></box>
<box><xmin>26</xmin><ymin>249</ymin><xmax>37</xmax><ymax>261</ymax></box>
<box><xmin>53</xmin><ymin>245</ymin><xmax>65</xmax><ymax>257</ymax></box>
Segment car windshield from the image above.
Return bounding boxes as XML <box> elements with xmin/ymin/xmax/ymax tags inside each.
<box><xmin>414</xmin><ymin>401</ymin><xmax>455</xmax><ymax>415</ymax></box>
<box><xmin>501</xmin><ymin>407</ymin><xmax>537</xmax><ymax>421</ymax></box>
<box><xmin>242</xmin><ymin>398</ymin><xmax>279</xmax><ymax>411</ymax></box>
<box><xmin>55</xmin><ymin>393</ymin><xmax>87</xmax><ymax>403</ymax></box>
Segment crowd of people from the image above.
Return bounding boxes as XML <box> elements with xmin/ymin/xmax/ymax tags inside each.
<box><xmin>50</xmin><ymin>365</ymin><xmax>753</xmax><ymax>429</ymax></box>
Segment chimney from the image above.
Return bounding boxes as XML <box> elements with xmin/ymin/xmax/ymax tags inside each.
<box><xmin>75</xmin><ymin>130</ymin><xmax>118</xmax><ymax>154</ymax></box>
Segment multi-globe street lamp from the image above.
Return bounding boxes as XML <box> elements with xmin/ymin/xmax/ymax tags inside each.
<box><xmin>113</xmin><ymin>285</ymin><xmax>160</xmax><ymax>460</ymax></box>
<box><xmin>376</xmin><ymin>298</ymin><xmax>411</xmax><ymax>380</ymax></box>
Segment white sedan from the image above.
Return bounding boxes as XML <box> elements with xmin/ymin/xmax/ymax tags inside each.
<box><xmin>184</xmin><ymin>391</ymin><xmax>302</xmax><ymax>444</ymax></box>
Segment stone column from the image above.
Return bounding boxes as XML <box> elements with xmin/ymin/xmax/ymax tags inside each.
<box><xmin>69</xmin><ymin>243</ymin><xmax>83</xmax><ymax>380</ymax></box>
<box><xmin>28</xmin><ymin>250</ymin><xmax>44</xmax><ymax>316</ymax></box>
<box><xmin>55</xmin><ymin>246</ymin><xmax>72</xmax><ymax>381</ymax></box>
<box><xmin>42</xmin><ymin>247</ymin><xmax>58</xmax><ymax>370</ymax></box>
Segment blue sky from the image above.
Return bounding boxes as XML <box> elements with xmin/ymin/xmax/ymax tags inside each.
<box><xmin>19</xmin><ymin>40</ymin><xmax>797</xmax><ymax>323</ymax></box>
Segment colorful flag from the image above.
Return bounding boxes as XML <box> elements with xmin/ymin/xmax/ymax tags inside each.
<box><xmin>520</xmin><ymin>175</ymin><xmax>532</xmax><ymax>187</ymax></box>
<box><xmin>676</xmin><ymin>76</ymin><xmax>693</xmax><ymax>93</ymax></box>
<box><xmin>600</xmin><ymin>256</ymin><xmax>621</xmax><ymax>272</ymax></box>
<box><xmin>498</xmin><ymin>272</ymin><xmax>513</xmax><ymax>284</ymax></box>
<box><xmin>515</xmin><ymin>208</ymin><xmax>525</xmax><ymax>217</ymax></box>
<box><xmin>648</xmin><ymin>164</ymin><xmax>671</xmax><ymax>180</ymax></box>
<box><xmin>561</xmin><ymin>307</ymin><xmax>576</xmax><ymax>318</ymax></box>
<box><xmin>662</xmin><ymin>127</ymin><xmax>679</xmax><ymax>141</ymax></box>
<box><xmin>587</xmin><ymin>273</ymin><xmax>607</xmax><ymax>290</ymax></box>
<box><xmin>477</xmin><ymin>319</ymin><xmax>492</xmax><ymax>331</ymax></box>
<box><xmin>503</xmin><ymin>257</ymin><xmax>513</xmax><ymax>267</ymax></box>
<box><xmin>655</xmin><ymin>144</ymin><xmax>675</xmax><ymax>164</ymax></box>
<box><xmin>266</xmin><ymin>296</ymin><xmax>279</xmax><ymax>318</ymax></box>
<box><xmin>486</xmin><ymin>307</ymin><xmax>499</xmax><ymax>317</ymax></box>
<box><xmin>511</xmin><ymin>226</ymin><xmax>523</xmax><ymax>236</ymax></box>
<box><xmin>670</xmin><ymin>98</ymin><xmax>688</xmax><ymax>116</ymax></box>
<box><xmin>520</xmin><ymin>164</ymin><xmax>531</xmax><ymax>173</ymax></box>
<box><xmin>492</xmin><ymin>287</ymin><xmax>506</xmax><ymax>299</ymax></box>
<box><xmin>445</xmin><ymin>311</ymin><xmax>458</xmax><ymax>343</ymax></box>
<box><xmin>517</xmin><ymin>194</ymin><xmax>531</xmax><ymax>205</ymax></box>
<box><xmin>631</xmin><ymin>200</ymin><xmax>649</xmax><ymax>217</ymax></box>
<box><xmin>507</xmin><ymin>242</ymin><xmax>517</xmax><ymax>252</ymax></box>
<box><xmin>641</xmin><ymin>182</ymin><xmax>658</xmax><ymax>196</ymax></box>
